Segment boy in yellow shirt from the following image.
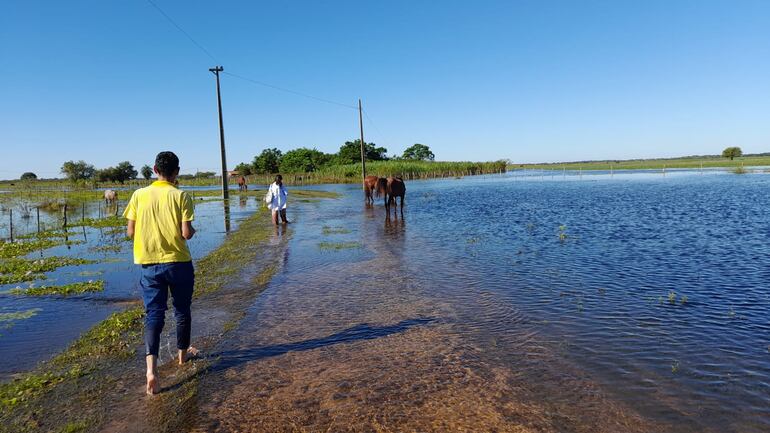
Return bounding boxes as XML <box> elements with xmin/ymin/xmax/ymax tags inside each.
<box><xmin>124</xmin><ymin>151</ymin><xmax>197</xmax><ymax>395</ymax></box>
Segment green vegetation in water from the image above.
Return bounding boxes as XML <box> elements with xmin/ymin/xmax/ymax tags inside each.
<box><xmin>0</xmin><ymin>309</ymin><xmax>41</xmax><ymax>335</ymax></box>
<box><xmin>671</xmin><ymin>360</ymin><xmax>680</xmax><ymax>374</ymax></box>
<box><xmin>70</xmin><ymin>215</ymin><xmax>125</xmax><ymax>228</ymax></box>
<box><xmin>0</xmin><ymin>307</ymin><xmax>143</xmax><ymax>411</ymax></box>
<box><xmin>0</xmin><ymin>239</ymin><xmax>64</xmax><ymax>259</ymax></box>
<box><xmin>18</xmin><ymin>230</ymin><xmax>73</xmax><ymax>240</ymax></box>
<box><xmin>0</xmin><ymin>256</ymin><xmax>95</xmax><ymax>278</ymax></box>
<box><xmin>668</xmin><ymin>291</ymin><xmax>677</xmax><ymax>304</ymax></box>
<box><xmin>318</xmin><ymin>241</ymin><xmax>361</xmax><ymax>251</ymax></box>
<box><xmin>558</xmin><ymin>225</ymin><xmax>568</xmax><ymax>242</ymax></box>
<box><xmin>322</xmin><ymin>226</ymin><xmax>351</xmax><ymax>235</ymax></box>
<box><xmin>511</xmin><ymin>154</ymin><xmax>770</xmax><ymax>171</ymax></box>
<box><xmin>9</xmin><ymin>280</ymin><xmax>104</xmax><ymax>296</ymax></box>
<box><xmin>731</xmin><ymin>166</ymin><xmax>748</xmax><ymax>174</ymax></box>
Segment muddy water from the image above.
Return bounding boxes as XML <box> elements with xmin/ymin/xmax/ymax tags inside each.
<box><xmin>184</xmin><ymin>172</ymin><xmax>770</xmax><ymax>432</ymax></box>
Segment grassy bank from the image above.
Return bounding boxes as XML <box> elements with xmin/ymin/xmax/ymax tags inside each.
<box><xmin>0</xmin><ymin>189</ymin><xmax>338</xmax><ymax>433</ymax></box>
<box><xmin>511</xmin><ymin>154</ymin><xmax>770</xmax><ymax>171</ymax></box>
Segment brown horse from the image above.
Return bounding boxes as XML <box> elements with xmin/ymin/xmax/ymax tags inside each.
<box><xmin>376</xmin><ymin>176</ymin><xmax>406</xmax><ymax>217</ymax></box>
<box><xmin>237</xmin><ymin>176</ymin><xmax>248</xmax><ymax>191</ymax></box>
<box><xmin>363</xmin><ymin>175</ymin><xmax>379</xmax><ymax>204</ymax></box>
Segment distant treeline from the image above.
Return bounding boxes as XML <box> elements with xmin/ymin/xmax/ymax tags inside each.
<box><xmin>233</xmin><ymin>141</ymin><xmax>435</xmax><ymax>176</ymax></box>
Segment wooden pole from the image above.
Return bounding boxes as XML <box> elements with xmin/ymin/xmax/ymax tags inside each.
<box><xmin>9</xmin><ymin>209</ymin><xmax>13</xmax><ymax>242</ymax></box>
<box><xmin>210</xmin><ymin>66</ymin><xmax>229</xmax><ymax>200</ymax></box>
<box><xmin>63</xmin><ymin>204</ymin><xmax>68</xmax><ymax>228</ymax></box>
<box><xmin>36</xmin><ymin>207</ymin><xmax>40</xmax><ymax>233</ymax></box>
<box><xmin>358</xmin><ymin>99</ymin><xmax>366</xmax><ymax>184</ymax></box>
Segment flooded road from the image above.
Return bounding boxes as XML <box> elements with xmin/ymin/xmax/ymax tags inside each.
<box><xmin>182</xmin><ymin>171</ymin><xmax>770</xmax><ymax>432</ymax></box>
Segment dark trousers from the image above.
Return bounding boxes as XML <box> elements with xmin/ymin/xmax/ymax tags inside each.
<box><xmin>140</xmin><ymin>261</ymin><xmax>195</xmax><ymax>357</ymax></box>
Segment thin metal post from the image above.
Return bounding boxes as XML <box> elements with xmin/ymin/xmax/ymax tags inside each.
<box><xmin>210</xmin><ymin>66</ymin><xmax>229</xmax><ymax>200</ymax></box>
<box><xmin>358</xmin><ymin>99</ymin><xmax>366</xmax><ymax>183</ymax></box>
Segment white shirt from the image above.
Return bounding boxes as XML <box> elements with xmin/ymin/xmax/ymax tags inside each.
<box><xmin>268</xmin><ymin>182</ymin><xmax>288</xmax><ymax>210</ymax></box>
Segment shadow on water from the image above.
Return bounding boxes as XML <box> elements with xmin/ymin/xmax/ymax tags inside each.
<box><xmin>212</xmin><ymin>317</ymin><xmax>436</xmax><ymax>371</ymax></box>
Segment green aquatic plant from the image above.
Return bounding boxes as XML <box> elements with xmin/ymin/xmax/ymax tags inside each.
<box><xmin>0</xmin><ymin>257</ymin><xmax>96</xmax><ymax>285</ymax></box>
<box><xmin>671</xmin><ymin>360</ymin><xmax>680</xmax><ymax>373</ymax></box>
<box><xmin>9</xmin><ymin>280</ymin><xmax>104</xmax><ymax>296</ymax></box>
<box><xmin>70</xmin><ymin>215</ymin><xmax>125</xmax><ymax>229</ymax></box>
<box><xmin>0</xmin><ymin>308</ymin><xmax>41</xmax><ymax>334</ymax></box>
<box><xmin>680</xmin><ymin>295</ymin><xmax>688</xmax><ymax>305</ymax></box>
<box><xmin>318</xmin><ymin>241</ymin><xmax>361</xmax><ymax>251</ymax></box>
<box><xmin>732</xmin><ymin>166</ymin><xmax>748</xmax><ymax>175</ymax></box>
<box><xmin>18</xmin><ymin>230</ymin><xmax>72</xmax><ymax>240</ymax></box>
<box><xmin>668</xmin><ymin>291</ymin><xmax>677</xmax><ymax>304</ymax></box>
<box><xmin>0</xmin><ymin>239</ymin><xmax>62</xmax><ymax>259</ymax></box>
<box><xmin>558</xmin><ymin>225</ymin><xmax>568</xmax><ymax>242</ymax></box>
<box><xmin>322</xmin><ymin>226</ymin><xmax>351</xmax><ymax>235</ymax></box>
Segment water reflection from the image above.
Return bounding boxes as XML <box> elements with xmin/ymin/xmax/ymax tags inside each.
<box><xmin>222</xmin><ymin>199</ymin><xmax>231</xmax><ymax>233</ymax></box>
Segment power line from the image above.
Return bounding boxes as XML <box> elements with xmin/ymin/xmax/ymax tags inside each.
<box><xmin>223</xmin><ymin>71</ymin><xmax>358</xmax><ymax>110</ymax></box>
<box><xmin>145</xmin><ymin>0</ymin><xmax>220</xmax><ymax>64</ymax></box>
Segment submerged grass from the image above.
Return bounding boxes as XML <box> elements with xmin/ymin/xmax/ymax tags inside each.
<box><xmin>0</xmin><ymin>256</ymin><xmax>96</xmax><ymax>286</ymax></box>
<box><xmin>9</xmin><ymin>280</ymin><xmax>105</xmax><ymax>296</ymax></box>
<box><xmin>318</xmin><ymin>241</ymin><xmax>361</xmax><ymax>251</ymax></box>
<box><xmin>322</xmin><ymin>226</ymin><xmax>351</xmax><ymax>235</ymax></box>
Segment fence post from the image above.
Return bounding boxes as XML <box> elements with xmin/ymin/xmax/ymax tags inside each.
<box><xmin>9</xmin><ymin>208</ymin><xmax>13</xmax><ymax>242</ymax></box>
<box><xmin>37</xmin><ymin>207</ymin><xmax>40</xmax><ymax>234</ymax></box>
<box><xmin>63</xmin><ymin>204</ymin><xmax>68</xmax><ymax>228</ymax></box>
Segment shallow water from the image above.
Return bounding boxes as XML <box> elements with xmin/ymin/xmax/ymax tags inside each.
<box><xmin>195</xmin><ymin>171</ymin><xmax>769</xmax><ymax>432</ymax></box>
<box><xmin>0</xmin><ymin>191</ymin><xmax>260</xmax><ymax>380</ymax></box>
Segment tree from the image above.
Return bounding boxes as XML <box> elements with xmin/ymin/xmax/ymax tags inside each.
<box><xmin>140</xmin><ymin>165</ymin><xmax>153</xmax><ymax>180</ymax></box>
<box><xmin>402</xmin><ymin>143</ymin><xmax>435</xmax><ymax>161</ymax></box>
<box><xmin>234</xmin><ymin>162</ymin><xmax>253</xmax><ymax>176</ymax></box>
<box><xmin>336</xmin><ymin>140</ymin><xmax>388</xmax><ymax>165</ymax></box>
<box><xmin>252</xmin><ymin>148</ymin><xmax>283</xmax><ymax>174</ymax></box>
<box><xmin>279</xmin><ymin>148</ymin><xmax>329</xmax><ymax>173</ymax></box>
<box><xmin>722</xmin><ymin>146</ymin><xmax>743</xmax><ymax>161</ymax></box>
<box><xmin>20</xmin><ymin>172</ymin><xmax>37</xmax><ymax>180</ymax></box>
<box><xmin>96</xmin><ymin>161</ymin><xmax>137</xmax><ymax>183</ymax></box>
<box><xmin>61</xmin><ymin>160</ymin><xmax>96</xmax><ymax>181</ymax></box>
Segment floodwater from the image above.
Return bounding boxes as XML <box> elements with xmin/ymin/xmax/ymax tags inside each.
<box><xmin>191</xmin><ymin>170</ymin><xmax>769</xmax><ymax>432</ymax></box>
<box><xmin>0</xmin><ymin>191</ymin><xmax>260</xmax><ymax>380</ymax></box>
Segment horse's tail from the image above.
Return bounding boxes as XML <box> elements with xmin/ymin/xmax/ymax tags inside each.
<box><xmin>376</xmin><ymin>178</ymin><xmax>387</xmax><ymax>197</ymax></box>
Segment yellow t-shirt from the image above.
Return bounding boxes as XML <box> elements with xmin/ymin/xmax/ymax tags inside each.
<box><xmin>123</xmin><ymin>180</ymin><xmax>194</xmax><ymax>264</ymax></box>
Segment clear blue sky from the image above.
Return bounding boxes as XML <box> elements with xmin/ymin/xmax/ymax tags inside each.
<box><xmin>2</xmin><ymin>0</ymin><xmax>769</xmax><ymax>178</ymax></box>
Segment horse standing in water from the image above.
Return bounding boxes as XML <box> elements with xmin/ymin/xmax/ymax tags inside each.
<box><xmin>376</xmin><ymin>177</ymin><xmax>406</xmax><ymax>217</ymax></box>
<box><xmin>237</xmin><ymin>176</ymin><xmax>248</xmax><ymax>191</ymax></box>
<box><xmin>104</xmin><ymin>189</ymin><xmax>117</xmax><ymax>205</ymax></box>
<box><xmin>363</xmin><ymin>175</ymin><xmax>379</xmax><ymax>204</ymax></box>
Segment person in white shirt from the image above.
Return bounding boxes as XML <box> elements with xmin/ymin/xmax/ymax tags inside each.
<box><xmin>267</xmin><ymin>174</ymin><xmax>288</xmax><ymax>225</ymax></box>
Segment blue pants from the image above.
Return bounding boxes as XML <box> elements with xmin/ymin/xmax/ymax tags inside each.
<box><xmin>140</xmin><ymin>261</ymin><xmax>195</xmax><ymax>357</ymax></box>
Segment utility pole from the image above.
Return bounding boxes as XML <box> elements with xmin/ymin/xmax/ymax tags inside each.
<box><xmin>358</xmin><ymin>98</ymin><xmax>366</xmax><ymax>183</ymax></box>
<box><xmin>209</xmin><ymin>66</ymin><xmax>229</xmax><ymax>200</ymax></box>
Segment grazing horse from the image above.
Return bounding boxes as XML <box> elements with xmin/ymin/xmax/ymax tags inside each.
<box><xmin>376</xmin><ymin>176</ymin><xmax>406</xmax><ymax>217</ymax></box>
<box><xmin>363</xmin><ymin>175</ymin><xmax>379</xmax><ymax>204</ymax></box>
<box><xmin>104</xmin><ymin>189</ymin><xmax>117</xmax><ymax>205</ymax></box>
<box><xmin>237</xmin><ymin>176</ymin><xmax>248</xmax><ymax>191</ymax></box>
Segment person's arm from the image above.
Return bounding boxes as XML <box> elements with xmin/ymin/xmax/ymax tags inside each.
<box><xmin>127</xmin><ymin>219</ymin><xmax>135</xmax><ymax>239</ymax></box>
<box><xmin>182</xmin><ymin>221</ymin><xmax>196</xmax><ymax>240</ymax></box>
<box><xmin>181</xmin><ymin>191</ymin><xmax>195</xmax><ymax>240</ymax></box>
<box><xmin>124</xmin><ymin>192</ymin><xmax>137</xmax><ymax>239</ymax></box>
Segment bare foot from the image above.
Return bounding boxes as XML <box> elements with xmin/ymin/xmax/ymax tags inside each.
<box><xmin>178</xmin><ymin>346</ymin><xmax>201</xmax><ymax>365</ymax></box>
<box><xmin>146</xmin><ymin>373</ymin><xmax>159</xmax><ymax>396</ymax></box>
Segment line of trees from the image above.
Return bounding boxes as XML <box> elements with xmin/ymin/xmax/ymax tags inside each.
<box><xmin>235</xmin><ymin>140</ymin><xmax>435</xmax><ymax>175</ymax></box>
<box><xmin>60</xmin><ymin>160</ymin><xmax>138</xmax><ymax>183</ymax></box>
